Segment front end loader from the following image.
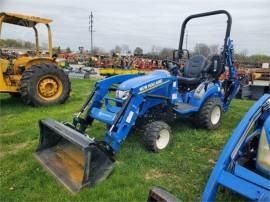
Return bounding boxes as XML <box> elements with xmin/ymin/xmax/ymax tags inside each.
<box><xmin>35</xmin><ymin>120</ymin><xmax>114</xmax><ymax>192</ymax></box>
<box><xmin>201</xmin><ymin>94</ymin><xmax>270</xmax><ymax>201</ymax></box>
<box><xmin>148</xmin><ymin>94</ymin><xmax>270</xmax><ymax>202</ymax></box>
<box><xmin>35</xmin><ymin>10</ymin><xmax>240</xmax><ymax>193</ymax></box>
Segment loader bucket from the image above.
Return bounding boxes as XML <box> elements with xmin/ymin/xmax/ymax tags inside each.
<box><xmin>34</xmin><ymin>119</ymin><xmax>114</xmax><ymax>193</ymax></box>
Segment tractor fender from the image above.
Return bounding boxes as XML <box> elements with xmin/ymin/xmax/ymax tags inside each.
<box><xmin>13</xmin><ymin>57</ymin><xmax>56</xmax><ymax>74</ymax></box>
<box><xmin>25</xmin><ymin>57</ymin><xmax>56</xmax><ymax>69</ymax></box>
<box><xmin>190</xmin><ymin>83</ymin><xmax>223</xmax><ymax>110</ymax></box>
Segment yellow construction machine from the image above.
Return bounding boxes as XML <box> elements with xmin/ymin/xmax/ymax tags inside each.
<box><xmin>0</xmin><ymin>12</ymin><xmax>70</xmax><ymax>106</ymax></box>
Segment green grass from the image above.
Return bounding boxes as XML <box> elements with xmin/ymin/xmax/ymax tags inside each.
<box><xmin>0</xmin><ymin>79</ymin><xmax>254</xmax><ymax>202</ymax></box>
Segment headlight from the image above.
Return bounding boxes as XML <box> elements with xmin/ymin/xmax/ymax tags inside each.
<box><xmin>116</xmin><ymin>90</ymin><xmax>129</xmax><ymax>100</ymax></box>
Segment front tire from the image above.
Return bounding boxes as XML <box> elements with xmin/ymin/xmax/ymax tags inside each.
<box><xmin>143</xmin><ymin>121</ymin><xmax>171</xmax><ymax>152</ymax></box>
<box><xmin>195</xmin><ymin>97</ymin><xmax>223</xmax><ymax>129</ymax></box>
<box><xmin>20</xmin><ymin>63</ymin><xmax>71</xmax><ymax>106</ymax></box>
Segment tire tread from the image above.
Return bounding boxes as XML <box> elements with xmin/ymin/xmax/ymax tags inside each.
<box><xmin>20</xmin><ymin>63</ymin><xmax>71</xmax><ymax>106</ymax></box>
<box><xmin>143</xmin><ymin>121</ymin><xmax>171</xmax><ymax>152</ymax></box>
<box><xmin>195</xmin><ymin>97</ymin><xmax>223</xmax><ymax>129</ymax></box>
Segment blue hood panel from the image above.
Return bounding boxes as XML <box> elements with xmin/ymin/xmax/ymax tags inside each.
<box><xmin>118</xmin><ymin>70</ymin><xmax>171</xmax><ymax>91</ymax></box>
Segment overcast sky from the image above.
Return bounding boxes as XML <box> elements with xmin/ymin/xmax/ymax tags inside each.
<box><xmin>1</xmin><ymin>0</ymin><xmax>270</xmax><ymax>55</ymax></box>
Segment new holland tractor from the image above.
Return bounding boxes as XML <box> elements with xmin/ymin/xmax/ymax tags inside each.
<box><xmin>0</xmin><ymin>12</ymin><xmax>70</xmax><ymax>106</ymax></box>
<box><xmin>148</xmin><ymin>94</ymin><xmax>270</xmax><ymax>202</ymax></box>
<box><xmin>34</xmin><ymin>10</ymin><xmax>240</xmax><ymax>193</ymax></box>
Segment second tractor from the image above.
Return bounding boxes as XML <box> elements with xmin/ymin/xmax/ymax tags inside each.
<box><xmin>0</xmin><ymin>12</ymin><xmax>70</xmax><ymax>106</ymax></box>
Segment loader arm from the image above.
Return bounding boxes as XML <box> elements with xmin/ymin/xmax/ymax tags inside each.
<box><xmin>202</xmin><ymin>94</ymin><xmax>270</xmax><ymax>201</ymax></box>
<box><xmin>87</xmin><ymin>75</ymin><xmax>177</xmax><ymax>152</ymax></box>
<box><xmin>104</xmin><ymin>93</ymin><xmax>144</xmax><ymax>151</ymax></box>
<box><xmin>73</xmin><ymin>74</ymin><xmax>140</xmax><ymax>131</ymax></box>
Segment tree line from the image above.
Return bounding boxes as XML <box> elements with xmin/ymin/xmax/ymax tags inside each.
<box><xmin>0</xmin><ymin>39</ymin><xmax>35</xmax><ymax>49</ymax></box>
<box><xmin>1</xmin><ymin>39</ymin><xmax>269</xmax><ymax>64</ymax></box>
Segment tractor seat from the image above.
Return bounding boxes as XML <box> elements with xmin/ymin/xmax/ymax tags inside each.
<box><xmin>256</xmin><ymin>118</ymin><xmax>270</xmax><ymax>176</ymax></box>
<box><xmin>207</xmin><ymin>55</ymin><xmax>224</xmax><ymax>80</ymax></box>
<box><xmin>178</xmin><ymin>55</ymin><xmax>209</xmax><ymax>86</ymax></box>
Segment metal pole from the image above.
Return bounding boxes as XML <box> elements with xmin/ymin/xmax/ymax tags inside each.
<box><xmin>185</xmin><ymin>30</ymin><xmax>188</xmax><ymax>50</ymax></box>
<box><xmin>89</xmin><ymin>12</ymin><xmax>93</xmax><ymax>54</ymax></box>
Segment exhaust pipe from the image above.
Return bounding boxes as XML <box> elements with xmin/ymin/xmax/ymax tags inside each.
<box><xmin>34</xmin><ymin>119</ymin><xmax>114</xmax><ymax>193</ymax></box>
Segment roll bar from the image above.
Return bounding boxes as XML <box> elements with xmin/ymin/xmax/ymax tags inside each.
<box><xmin>177</xmin><ymin>10</ymin><xmax>232</xmax><ymax>63</ymax></box>
<box><xmin>0</xmin><ymin>13</ymin><xmax>53</xmax><ymax>58</ymax></box>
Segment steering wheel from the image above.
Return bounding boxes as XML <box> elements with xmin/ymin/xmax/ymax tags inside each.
<box><xmin>162</xmin><ymin>59</ymin><xmax>181</xmax><ymax>76</ymax></box>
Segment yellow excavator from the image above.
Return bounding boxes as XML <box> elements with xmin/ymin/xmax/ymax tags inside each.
<box><xmin>0</xmin><ymin>12</ymin><xmax>70</xmax><ymax>106</ymax></box>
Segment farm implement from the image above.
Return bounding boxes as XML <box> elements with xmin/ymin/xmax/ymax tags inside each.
<box><xmin>34</xmin><ymin>10</ymin><xmax>240</xmax><ymax>193</ymax></box>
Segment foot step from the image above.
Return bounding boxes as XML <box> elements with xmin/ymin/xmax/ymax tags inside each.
<box><xmin>173</xmin><ymin>103</ymin><xmax>197</xmax><ymax>114</ymax></box>
<box><xmin>174</xmin><ymin>103</ymin><xmax>194</xmax><ymax>110</ymax></box>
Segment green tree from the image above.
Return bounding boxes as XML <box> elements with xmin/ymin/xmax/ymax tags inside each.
<box><xmin>52</xmin><ymin>47</ymin><xmax>59</xmax><ymax>54</ymax></box>
<box><xmin>110</xmin><ymin>45</ymin><xmax>122</xmax><ymax>55</ymax></box>
<box><xmin>57</xmin><ymin>46</ymin><xmax>61</xmax><ymax>54</ymax></box>
<box><xmin>24</xmin><ymin>41</ymin><xmax>35</xmax><ymax>49</ymax></box>
<box><xmin>66</xmin><ymin>47</ymin><xmax>71</xmax><ymax>53</ymax></box>
<box><xmin>115</xmin><ymin>46</ymin><xmax>122</xmax><ymax>54</ymax></box>
<box><xmin>194</xmin><ymin>43</ymin><xmax>210</xmax><ymax>57</ymax></box>
<box><xmin>249</xmin><ymin>54</ymin><xmax>270</xmax><ymax>63</ymax></box>
<box><xmin>134</xmin><ymin>47</ymin><xmax>143</xmax><ymax>55</ymax></box>
<box><xmin>0</xmin><ymin>39</ymin><xmax>4</xmax><ymax>47</ymax></box>
<box><xmin>159</xmin><ymin>48</ymin><xmax>173</xmax><ymax>59</ymax></box>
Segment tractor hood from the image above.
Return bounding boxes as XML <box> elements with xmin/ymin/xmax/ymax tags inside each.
<box><xmin>118</xmin><ymin>70</ymin><xmax>171</xmax><ymax>91</ymax></box>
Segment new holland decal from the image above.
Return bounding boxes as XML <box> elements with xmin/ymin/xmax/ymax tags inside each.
<box><xmin>139</xmin><ymin>79</ymin><xmax>164</xmax><ymax>93</ymax></box>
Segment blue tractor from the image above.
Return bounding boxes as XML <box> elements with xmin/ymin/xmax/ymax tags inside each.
<box><xmin>148</xmin><ymin>94</ymin><xmax>270</xmax><ymax>202</ymax></box>
<box><xmin>34</xmin><ymin>10</ymin><xmax>240</xmax><ymax>193</ymax></box>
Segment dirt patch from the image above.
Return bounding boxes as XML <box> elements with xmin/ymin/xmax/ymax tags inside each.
<box><xmin>196</xmin><ymin>147</ymin><xmax>219</xmax><ymax>155</ymax></box>
<box><xmin>115</xmin><ymin>160</ymin><xmax>123</xmax><ymax>165</ymax></box>
<box><xmin>144</xmin><ymin>169</ymin><xmax>166</xmax><ymax>180</ymax></box>
<box><xmin>208</xmin><ymin>159</ymin><xmax>216</xmax><ymax>164</ymax></box>
<box><xmin>0</xmin><ymin>131</ymin><xmax>20</xmax><ymax>137</ymax></box>
<box><xmin>0</xmin><ymin>140</ymin><xmax>35</xmax><ymax>159</ymax></box>
<box><xmin>144</xmin><ymin>169</ymin><xmax>181</xmax><ymax>182</ymax></box>
<box><xmin>14</xmin><ymin>142</ymin><xmax>29</xmax><ymax>150</ymax></box>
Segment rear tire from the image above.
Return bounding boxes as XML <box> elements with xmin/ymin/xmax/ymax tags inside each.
<box><xmin>143</xmin><ymin>121</ymin><xmax>171</xmax><ymax>152</ymax></box>
<box><xmin>195</xmin><ymin>97</ymin><xmax>223</xmax><ymax>129</ymax></box>
<box><xmin>20</xmin><ymin>63</ymin><xmax>71</xmax><ymax>106</ymax></box>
